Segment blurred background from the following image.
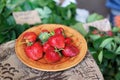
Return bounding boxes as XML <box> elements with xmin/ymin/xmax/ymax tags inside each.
<box><xmin>77</xmin><ymin>0</ymin><xmax>109</xmax><ymax>17</ymax></box>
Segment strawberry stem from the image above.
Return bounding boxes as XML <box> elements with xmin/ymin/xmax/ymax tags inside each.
<box><xmin>54</xmin><ymin>47</ymin><xmax>63</xmax><ymax>52</ymax></box>
<box><xmin>27</xmin><ymin>42</ymin><xmax>33</xmax><ymax>46</ymax></box>
<box><xmin>54</xmin><ymin>47</ymin><xmax>62</xmax><ymax>57</ymax></box>
<box><xmin>26</xmin><ymin>40</ymin><xmax>33</xmax><ymax>46</ymax></box>
<box><xmin>49</xmin><ymin>31</ymin><xmax>55</xmax><ymax>36</ymax></box>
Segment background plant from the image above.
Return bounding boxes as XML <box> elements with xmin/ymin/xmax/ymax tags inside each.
<box><xmin>86</xmin><ymin>27</ymin><xmax>120</xmax><ymax>80</ymax></box>
<box><xmin>0</xmin><ymin>0</ymin><xmax>77</xmax><ymax>44</ymax></box>
<box><xmin>72</xmin><ymin>14</ymin><xmax>120</xmax><ymax>80</ymax></box>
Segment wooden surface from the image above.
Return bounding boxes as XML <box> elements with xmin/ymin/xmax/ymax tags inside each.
<box><xmin>0</xmin><ymin>40</ymin><xmax>104</xmax><ymax>80</ymax></box>
<box><xmin>15</xmin><ymin>24</ymin><xmax>87</xmax><ymax>71</ymax></box>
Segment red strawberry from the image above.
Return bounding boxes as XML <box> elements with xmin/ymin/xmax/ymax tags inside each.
<box><xmin>106</xmin><ymin>31</ymin><xmax>113</xmax><ymax>36</ymax></box>
<box><xmin>65</xmin><ymin>37</ymin><xmax>72</xmax><ymax>44</ymax></box>
<box><xmin>43</xmin><ymin>42</ymin><xmax>51</xmax><ymax>52</ymax></box>
<box><xmin>54</xmin><ymin>27</ymin><xmax>64</xmax><ymax>35</ymax></box>
<box><xmin>25</xmin><ymin>42</ymin><xmax>43</xmax><ymax>60</ymax></box>
<box><xmin>45</xmin><ymin>47</ymin><xmax>61</xmax><ymax>63</ymax></box>
<box><xmin>23</xmin><ymin>32</ymin><xmax>37</xmax><ymax>44</ymax></box>
<box><xmin>62</xmin><ymin>45</ymin><xmax>79</xmax><ymax>57</ymax></box>
<box><xmin>92</xmin><ymin>30</ymin><xmax>99</xmax><ymax>34</ymax></box>
<box><xmin>48</xmin><ymin>34</ymin><xmax>65</xmax><ymax>49</ymax></box>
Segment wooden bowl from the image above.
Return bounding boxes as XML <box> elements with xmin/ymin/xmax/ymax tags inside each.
<box><xmin>15</xmin><ymin>24</ymin><xmax>87</xmax><ymax>71</ymax></box>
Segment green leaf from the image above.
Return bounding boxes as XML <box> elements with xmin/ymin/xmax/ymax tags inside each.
<box><xmin>10</xmin><ymin>30</ymin><xmax>16</xmax><ymax>40</ymax></box>
<box><xmin>0</xmin><ymin>24</ymin><xmax>13</xmax><ymax>32</ymax></box>
<box><xmin>42</xmin><ymin>18</ymin><xmax>50</xmax><ymax>23</ymax></box>
<box><xmin>112</xmin><ymin>27</ymin><xmax>120</xmax><ymax>32</ymax></box>
<box><xmin>114</xmin><ymin>36</ymin><xmax>120</xmax><ymax>44</ymax></box>
<box><xmin>14</xmin><ymin>24</ymin><xmax>27</xmax><ymax>37</ymax></box>
<box><xmin>36</xmin><ymin>7</ymin><xmax>51</xmax><ymax>19</ymax></box>
<box><xmin>103</xmin><ymin>50</ymin><xmax>116</xmax><ymax>59</ymax></box>
<box><xmin>90</xmin><ymin>51</ymin><xmax>99</xmax><ymax>63</ymax></box>
<box><xmin>6</xmin><ymin>0</ymin><xmax>26</xmax><ymax>10</ymax></box>
<box><xmin>66</xmin><ymin>3</ymin><xmax>77</xmax><ymax>9</ymax></box>
<box><xmin>57</xmin><ymin>7</ymin><xmax>67</xmax><ymax>20</ymax></box>
<box><xmin>89</xmin><ymin>47</ymin><xmax>97</xmax><ymax>54</ymax></box>
<box><xmin>105</xmin><ymin>42</ymin><xmax>117</xmax><ymax>51</ymax></box>
<box><xmin>115</xmin><ymin>46</ymin><xmax>120</xmax><ymax>55</ymax></box>
<box><xmin>115</xmin><ymin>72</ymin><xmax>120</xmax><ymax>80</ymax></box>
<box><xmin>116</xmin><ymin>58</ymin><xmax>120</xmax><ymax>66</ymax></box>
<box><xmin>7</xmin><ymin>16</ymin><xmax>16</xmax><ymax>25</ymax></box>
<box><xmin>87</xmin><ymin>13</ymin><xmax>104</xmax><ymax>23</ymax></box>
<box><xmin>98</xmin><ymin>50</ymin><xmax>103</xmax><ymax>63</ymax></box>
<box><xmin>13</xmin><ymin>6</ymin><xmax>22</xmax><ymax>11</ymax></box>
<box><xmin>100</xmin><ymin>37</ymin><xmax>113</xmax><ymax>48</ymax></box>
<box><xmin>67</xmin><ymin>9</ymin><xmax>72</xmax><ymax>19</ymax></box>
<box><xmin>47</xmin><ymin>0</ymin><xmax>56</xmax><ymax>9</ymax></box>
<box><xmin>29</xmin><ymin>0</ymin><xmax>38</xmax><ymax>9</ymax></box>
<box><xmin>0</xmin><ymin>0</ymin><xmax>6</xmax><ymax>13</ymax></box>
<box><xmin>54</xmin><ymin>15</ymin><xmax>62</xmax><ymax>23</ymax></box>
<box><xmin>2</xmin><ymin>8</ymin><xmax>13</xmax><ymax>17</ymax></box>
<box><xmin>21</xmin><ymin>0</ymin><xmax>34</xmax><ymax>11</ymax></box>
<box><xmin>89</xmin><ymin>34</ymin><xmax>101</xmax><ymax>41</ymax></box>
<box><xmin>111</xmin><ymin>42</ymin><xmax>117</xmax><ymax>51</ymax></box>
<box><xmin>37</xmin><ymin>0</ymin><xmax>52</xmax><ymax>7</ymax></box>
<box><xmin>71</xmin><ymin>23</ymin><xmax>87</xmax><ymax>36</ymax></box>
<box><xmin>93</xmin><ymin>37</ymin><xmax>107</xmax><ymax>49</ymax></box>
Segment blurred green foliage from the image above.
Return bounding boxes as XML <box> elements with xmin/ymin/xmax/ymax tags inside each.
<box><xmin>0</xmin><ymin>0</ymin><xmax>77</xmax><ymax>44</ymax></box>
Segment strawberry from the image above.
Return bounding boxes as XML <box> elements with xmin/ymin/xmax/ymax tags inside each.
<box><xmin>25</xmin><ymin>42</ymin><xmax>43</xmax><ymax>60</ymax></box>
<box><xmin>45</xmin><ymin>47</ymin><xmax>61</xmax><ymax>63</ymax></box>
<box><xmin>43</xmin><ymin>41</ymin><xmax>51</xmax><ymax>52</ymax></box>
<box><xmin>54</xmin><ymin>27</ymin><xmax>64</xmax><ymax>35</ymax></box>
<box><xmin>92</xmin><ymin>30</ymin><xmax>99</xmax><ymax>34</ymax></box>
<box><xmin>106</xmin><ymin>31</ymin><xmax>113</xmax><ymax>36</ymax></box>
<box><xmin>62</xmin><ymin>45</ymin><xmax>79</xmax><ymax>57</ymax></box>
<box><xmin>23</xmin><ymin>32</ymin><xmax>37</xmax><ymax>44</ymax></box>
<box><xmin>65</xmin><ymin>37</ymin><xmax>72</xmax><ymax>44</ymax></box>
<box><xmin>48</xmin><ymin>34</ymin><xmax>65</xmax><ymax>49</ymax></box>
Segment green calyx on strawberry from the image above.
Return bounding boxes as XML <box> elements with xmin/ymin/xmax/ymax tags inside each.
<box><xmin>39</xmin><ymin>32</ymin><xmax>50</xmax><ymax>44</ymax></box>
<box><xmin>25</xmin><ymin>42</ymin><xmax>43</xmax><ymax>60</ymax></box>
<box><xmin>62</xmin><ymin>44</ymin><xmax>79</xmax><ymax>57</ymax></box>
<box><xmin>38</xmin><ymin>30</ymin><xmax>55</xmax><ymax>44</ymax></box>
<box><xmin>23</xmin><ymin>32</ymin><xmax>37</xmax><ymax>46</ymax></box>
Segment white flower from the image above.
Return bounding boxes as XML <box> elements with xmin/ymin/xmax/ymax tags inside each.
<box><xmin>75</xmin><ymin>8</ymin><xmax>89</xmax><ymax>23</ymax></box>
<box><xmin>54</xmin><ymin>0</ymin><xmax>76</xmax><ymax>7</ymax></box>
